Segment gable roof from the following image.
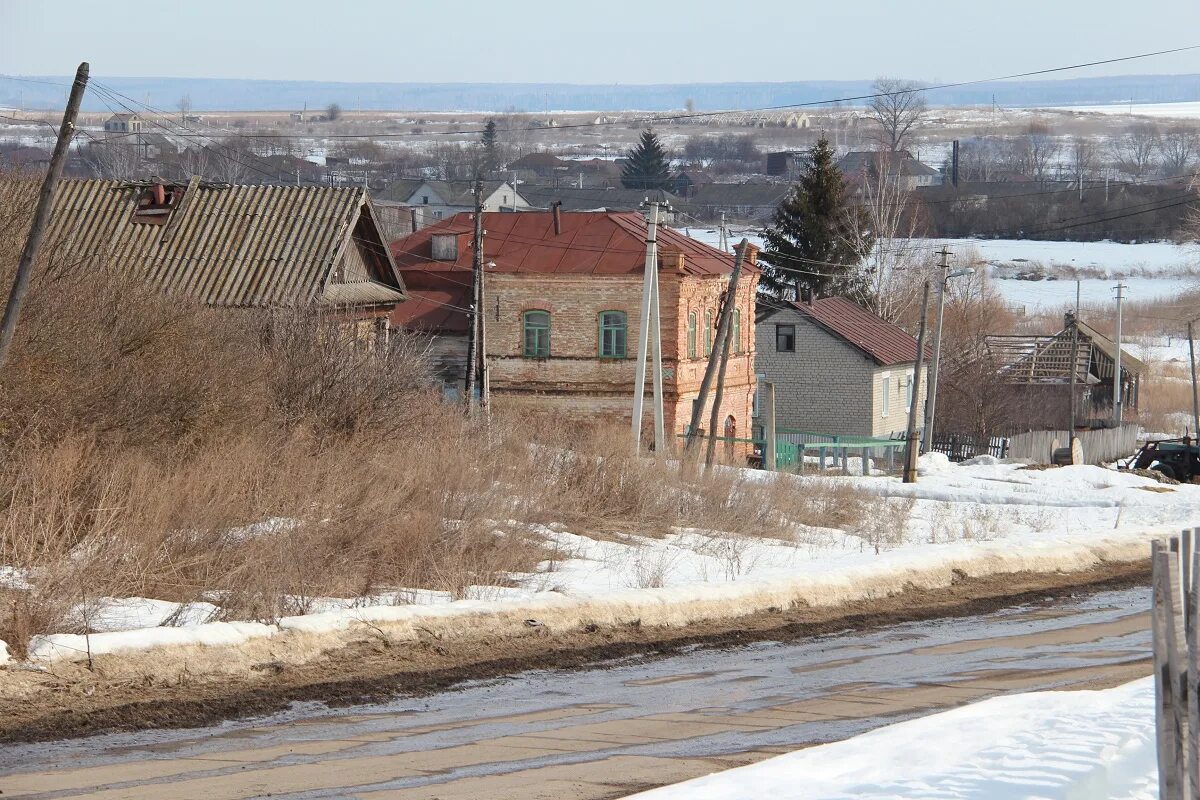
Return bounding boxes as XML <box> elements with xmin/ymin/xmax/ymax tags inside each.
<box><xmin>838</xmin><ymin>150</ymin><xmax>941</xmax><ymax>178</ymax></box>
<box><xmin>409</xmin><ymin>180</ymin><xmax>511</xmax><ymax>206</ymax></box>
<box><xmin>509</xmin><ymin>152</ymin><xmax>569</xmax><ymax>169</ymax></box>
<box><xmin>766</xmin><ymin>297</ymin><xmax>922</xmax><ymax>366</ymax></box>
<box><xmin>44</xmin><ymin>179</ymin><xmax>405</xmax><ymax>308</ymax></box>
<box><xmin>390</xmin><ymin>210</ymin><xmax>756</xmax><ymax>278</ymax></box>
<box><xmin>517</xmin><ymin>187</ymin><xmax>679</xmax><ymax>212</ymax></box>
<box><xmin>1074</xmin><ymin>318</ymin><xmax>1147</xmax><ymax>374</ymax></box>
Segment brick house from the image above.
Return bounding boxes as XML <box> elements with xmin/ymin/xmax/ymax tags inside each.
<box><xmin>755</xmin><ymin>297</ymin><xmax>927</xmax><ymax>438</ymax></box>
<box><xmin>390</xmin><ymin>210</ymin><xmax>759</xmax><ymax>441</ymax></box>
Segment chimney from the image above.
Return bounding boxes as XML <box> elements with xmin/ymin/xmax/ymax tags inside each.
<box><xmin>409</xmin><ymin>207</ymin><xmax>419</xmax><ymax>233</ymax></box>
<box><xmin>806</xmin><ymin>287</ymin><xmax>816</xmax><ymax>307</ymax></box>
<box><xmin>551</xmin><ymin>200</ymin><xmax>562</xmax><ymax>235</ymax></box>
<box><xmin>744</xmin><ymin>243</ymin><xmax>759</xmax><ymax>267</ymax></box>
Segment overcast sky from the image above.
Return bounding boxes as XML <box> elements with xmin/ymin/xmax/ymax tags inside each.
<box><xmin>2</xmin><ymin>0</ymin><xmax>1198</xmax><ymax>84</ymax></box>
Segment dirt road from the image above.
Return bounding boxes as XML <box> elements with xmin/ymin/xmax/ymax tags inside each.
<box><xmin>0</xmin><ymin>584</ymin><xmax>1151</xmax><ymax>800</ymax></box>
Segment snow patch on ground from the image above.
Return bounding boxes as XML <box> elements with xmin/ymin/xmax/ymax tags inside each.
<box><xmin>627</xmin><ymin>677</ymin><xmax>1157</xmax><ymax>800</ymax></box>
<box><xmin>6</xmin><ymin>459</ymin><xmax>1200</xmax><ymax>665</ymax></box>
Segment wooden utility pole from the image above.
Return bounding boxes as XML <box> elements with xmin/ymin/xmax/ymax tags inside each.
<box><xmin>903</xmin><ymin>280</ymin><xmax>931</xmax><ymax>484</ymax></box>
<box><xmin>463</xmin><ymin>178</ymin><xmax>483</xmax><ymax>407</ymax></box>
<box><xmin>1189</xmin><ymin>319</ymin><xmax>1199</xmax><ymax>441</ymax></box>
<box><xmin>1113</xmin><ymin>281</ymin><xmax>1126</xmax><ymax>423</ymax></box>
<box><xmin>704</xmin><ymin>242</ymin><xmax>747</xmax><ymax>468</ymax></box>
<box><xmin>1068</xmin><ymin>280</ymin><xmax>1082</xmax><ymax>457</ymax></box>
<box><xmin>685</xmin><ymin>239</ymin><xmax>748</xmax><ymax>451</ymax></box>
<box><xmin>920</xmin><ymin>247</ymin><xmax>952</xmax><ymax>453</ymax></box>
<box><xmin>0</xmin><ymin>62</ymin><xmax>88</xmax><ymax>370</ymax></box>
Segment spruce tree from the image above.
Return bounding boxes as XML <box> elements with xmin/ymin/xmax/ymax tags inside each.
<box><xmin>479</xmin><ymin>119</ymin><xmax>499</xmax><ymax>175</ymax></box>
<box><xmin>621</xmin><ymin>130</ymin><xmax>673</xmax><ymax>190</ymax></box>
<box><xmin>760</xmin><ymin>136</ymin><xmax>873</xmax><ymax>302</ymax></box>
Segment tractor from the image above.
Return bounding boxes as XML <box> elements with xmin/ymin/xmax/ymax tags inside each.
<box><xmin>1123</xmin><ymin>437</ymin><xmax>1200</xmax><ymax>483</ymax></box>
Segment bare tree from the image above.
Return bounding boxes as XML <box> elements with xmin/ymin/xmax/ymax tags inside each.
<box><xmin>1006</xmin><ymin>123</ymin><xmax>1060</xmax><ymax>185</ymax></box>
<box><xmin>1066</xmin><ymin>136</ymin><xmax>1096</xmax><ymax>185</ymax></box>
<box><xmin>81</xmin><ymin>140</ymin><xmax>144</xmax><ymax>180</ymax></box>
<box><xmin>854</xmin><ymin>159</ymin><xmax>933</xmax><ymax>322</ymax></box>
<box><xmin>1110</xmin><ymin>122</ymin><xmax>1160</xmax><ymax>180</ymax></box>
<box><xmin>866</xmin><ymin>78</ymin><xmax>928</xmax><ymax>153</ymax></box>
<box><xmin>1159</xmin><ymin>124</ymin><xmax>1199</xmax><ymax>177</ymax></box>
<box><xmin>326</xmin><ymin>103</ymin><xmax>343</xmax><ymax>122</ymax></box>
<box><xmin>177</xmin><ymin>94</ymin><xmax>192</xmax><ymax>123</ymax></box>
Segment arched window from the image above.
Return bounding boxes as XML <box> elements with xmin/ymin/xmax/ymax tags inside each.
<box><xmin>599</xmin><ymin>311</ymin><xmax>627</xmax><ymax>358</ymax></box>
<box><xmin>687</xmin><ymin>312</ymin><xmax>698</xmax><ymax>359</ymax></box>
<box><xmin>731</xmin><ymin>308</ymin><xmax>741</xmax><ymax>354</ymax></box>
<box><xmin>704</xmin><ymin>310</ymin><xmax>714</xmax><ymax>356</ymax></box>
<box><xmin>523</xmin><ymin>310</ymin><xmax>550</xmax><ymax>358</ymax></box>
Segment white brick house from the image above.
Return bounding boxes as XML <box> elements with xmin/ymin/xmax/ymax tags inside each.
<box><xmin>754</xmin><ymin>297</ymin><xmax>927</xmax><ymax>438</ymax></box>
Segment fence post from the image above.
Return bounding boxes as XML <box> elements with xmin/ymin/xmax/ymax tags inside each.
<box><xmin>764</xmin><ymin>382</ymin><xmax>776</xmax><ymax>471</ymax></box>
<box><xmin>1155</xmin><ymin>537</ymin><xmax>1190</xmax><ymax>800</ymax></box>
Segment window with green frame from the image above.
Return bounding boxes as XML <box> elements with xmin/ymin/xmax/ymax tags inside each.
<box><xmin>599</xmin><ymin>310</ymin><xmax>627</xmax><ymax>358</ymax></box>
<box><xmin>731</xmin><ymin>308</ymin><xmax>741</xmax><ymax>353</ymax></box>
<box><xmin>687</xmin><ymin>311</ymin><xmax>698</xmax><ymax>359</ymax></box>
<box><xmin>522</xmin><ymin>310</ymin><xmax>550</xmax><ymax>358</ymax></box>
<box><xmin>704</xmin><ymin>310</ymin><xmax>714</xmax><ymax>356</ymax></box>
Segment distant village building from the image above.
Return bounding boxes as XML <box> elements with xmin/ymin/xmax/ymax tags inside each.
<box><xmin>389</xmin><ymin>209</ymin><xmax>759</xmax><ymax>439</ymax></box>
<box><xmin>985</xmin><ymin>314</ymin><xmax>1145</xmax><ymax>429</ymax></box>
<box><xmin>396</xmin><ymin>180</ymin><xmax>528</xmax><ymax>228</ymax></box>
<box><xmin>518</xmin><ymin>187</ymin><xmax>680</xmax><ymax>220</ymax></box>
<box><xmin>103</xmin><ymin>113</ymin><xmax>143</xmax><ymax>134</ymax></box>
<box><xmin>837</xmin><ymin>150</ymin><xmax>944</xmax><ymax>191</ymax></box>
<box><xmin>44</xmin><ymin>179</ymin><xmax>406</xmax><ymax>327</ymax></box>
<box><xmin>507</xmin><ymin>151</ymin><xmax>571</xmax><ymax>183</ymax></box>
<box><xmin>755</xmin><ymin>296</ymin><xmax>927</xmax><ymax>438</ymax></box>
<box><xmin>680</xmin><ymin>183</ymin><xmax>789</xmax><ymax>224</ymax></box>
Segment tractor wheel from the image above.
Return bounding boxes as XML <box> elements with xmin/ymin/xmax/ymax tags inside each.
<box><xmin>1153</xmin><ymin>462</ymin><xmax>1179</xmax><ymax>482</ymax></box>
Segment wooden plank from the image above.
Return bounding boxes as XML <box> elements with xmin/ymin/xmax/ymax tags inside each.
<box><xmin>1192</xmin><ymin>529</ymin><xmax>1200</xmax><ymax>800</ymax></box>
<box><xmin>1157</xmin><ymin>541</ymin><xmax>1185</xmax><ymax>800</ymax></box>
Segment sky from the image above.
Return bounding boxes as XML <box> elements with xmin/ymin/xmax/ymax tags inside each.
<box><xmin>2</xmin><ymin>0</ymin><xmax>1199</xmax><ymax>85</ymax></box>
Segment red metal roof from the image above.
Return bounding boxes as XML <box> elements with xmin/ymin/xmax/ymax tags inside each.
<box><xmin>785</xmin><ymin>296</ymin><xmax>922</xmax><ymax>366</ymax></box>
<box><xmin>389</xmin><ymin>211</ymin><xmax>757</xmax><ymax>278</ymax></box>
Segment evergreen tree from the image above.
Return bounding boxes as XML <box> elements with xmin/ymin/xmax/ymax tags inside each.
<box><xmin>760</xmin><ymin>137</ymin><xmax>873</xmax><ymax>302</ymax></box>
<box><xmin>479</xmin><ymin>119</ymin><xmax>499</xmax><ymax>175</ymax></box>
<box><xmin>621</xmin><ymin>130</ymin><xmax>673</xmax><ymax>190</ymax></box>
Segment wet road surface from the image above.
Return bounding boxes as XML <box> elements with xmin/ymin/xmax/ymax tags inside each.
<box><xmin>0</xmin><ymin>586</ymin><xmax>1151</xmax><ymax>800</ymax></box>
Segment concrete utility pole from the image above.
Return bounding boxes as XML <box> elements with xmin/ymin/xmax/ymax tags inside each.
<box><xmin>1188</xmin><ymin>319</ymin><xmax>1200</xmax><ymax>441</ymax></box>
<box><xmin>718</xmin><ymin>210</ymin><xmax>728</xmax><ymax>253</ymax></box>
<box><xmin>764</xmin><ymin>382</ymin><xmax>777</xmax><ymax>471</ymax></box>
<box><xmin>0</xmin><ymin>62</ymin><xmax>89</xmax><ymax>370</ymax></box>
<box><xmin>686</xmin><ymin>240</ymin><xmax>749</xmax><ymax>453</ymax></box>
<box><xmin>632</xmin><ymin>201</ymin><xmax>666</xmax><ymax>453</ymax></box>
<box><xmin>463</xmin><ymin>179</ymin><xmax>484</xmax><ymax>408</ymax></box>
<box><xmin>1113</xmin><ymin>282</ymin><xmax>1126</xmax><ymax>423</ymax></box>
<box><xmin>920</xmin><ymin>247</ymin><xmax>957</xmax><ymax>453</ymax></box>
<box><xmin>903</xmin><ymin>281</ymin><xmax>932</xmax><ymax>484</ymax></box>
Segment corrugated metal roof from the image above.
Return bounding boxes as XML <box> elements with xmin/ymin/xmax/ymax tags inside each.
<box><xmin>774</xmin><ymin>296</ymin><xmax>922</xmax><ymax>366</ymax></box>
<box><xmin>44</xmin><ymin>179</ymin><xmax>405</xmax><ymax>308</ymax></box>
<box><xmin>390</xmin><ymin>210</ymin><xmax>756</xmax><ymax>278</ymax></box>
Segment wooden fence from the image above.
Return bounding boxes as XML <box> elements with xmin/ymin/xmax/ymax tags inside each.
<box><xmin>1007</xmin><ymin>425</ymin><xmax>1139</xmax><ymax>465</ymax></box>
<box><xmin>1151</xmin><ymin>530</ymin><xmax>1200</xmax><ymax>800</ymax></box>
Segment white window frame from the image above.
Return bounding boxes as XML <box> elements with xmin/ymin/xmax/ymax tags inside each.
<box><xmin>880</xmin><ymin>372</ymin><xmax>891</xmax><ymax>417</ymax></box>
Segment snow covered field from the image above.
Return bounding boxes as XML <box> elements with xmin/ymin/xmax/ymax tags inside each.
<box><xmin>5</xmin><ymin>455</ymin><xmax>1199</xmax><ymax>667</ymax></box>
<box><xmin>675</xmin><ymin>228</ymin><xmax>1199</xmax><ymax>311</ymax></box>
<box><xmin>1052</xmin><ymin>101</ymin><xmax>1200</xmax><ymax>119</ymax></box>
<box><xmin>627</xmin><ymin>677</ymin><xmax>1156</xmax><ymax>800</ymax></box>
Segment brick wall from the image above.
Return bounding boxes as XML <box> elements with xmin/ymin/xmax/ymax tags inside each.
<box><xmin>476</xmin><ymin>268</ymin><xmax>758</xmax><ymax>447</ymax></box>
<box><xmin>754</xmin><ymin>306</ymin><xmax>876</xmax><ymax>436</ymax></box>
<box><xmin>870</xmin><ymin>363</ymin><xmax>927</xmax><ymax>438</ymax></box>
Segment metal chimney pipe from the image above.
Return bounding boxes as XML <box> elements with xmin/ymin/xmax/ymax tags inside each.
<box><xmin>551</xmin><ymin>200</ymin><xmax>562</xmax><ymax>235</ymax></box>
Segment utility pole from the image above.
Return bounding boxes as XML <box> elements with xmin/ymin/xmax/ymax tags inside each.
<box><xmin>704</xmin><ymin>240</ymin><xmax>747</xmax><ymax>468</ymax></box>
<box><xmin>0</xmin><ymin>62</ymin><xmax>89</xmax><ymax>371</ymax></box>
<box><xmin>463</xmin><ymin>178</ymin><xmax>484</xmax><ymax>408</ymax></box>
<box><xmin>632</xmin><ymin>201</ymin><xmax>666</xmax><ymax>453</ymax></box>
<box><xmin>1113</xmin><ymin>282</ymin><xmax>1126</xmax><ymax>424</ymax></box>
<box><xmin>903</xmin><ymin>280</ymin><xmax>932</xmax><ymax>484</ymax></box>
<box><xmin>1188</xmin><ymin>319</ymin><xmax>1200</xmax><ymax>441</ymax></box>
<box><xmin>718</xmin><ymin>210</ymin><xmax>728</xmax><ymax>253</ymax></box>
<box><xmin>921</xmin><ymin>247</ymin><xmax>952</xmax><ymax>453</ymax></box>
<box><xmin>1068</xmin><ymin>280</ymin><xmax>1081</xmax><ymax>446</ymax></box>
<box><xmin>686</xmin><ymin>240</ymin><xmax>749</xmax><ymax>452</ymax></box>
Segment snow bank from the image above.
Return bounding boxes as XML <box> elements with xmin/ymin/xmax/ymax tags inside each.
<box><xmin>9</xmin><ymin>460</ymin><xmax>1200</xmax><ymax>666</ymax></box>
<box><xmin>28</xmin><ymin>621</ymin><xmax>276</xmax><ymax>662</ymax></box>
<box><xmin>0</xmin><ymin>639</ymin><xmax>8</xmax><ymax>667</ymax></box>
<box><xmin>627</xmin><ymin>677</ymin><xmax>1157</xmax><ymax>800</ymax></box>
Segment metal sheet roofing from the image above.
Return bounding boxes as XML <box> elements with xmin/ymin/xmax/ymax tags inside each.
<box><xmin>390</xmin><ymin>210</ymin><xmax>756</xmax><ymax>278</ymax></box>
<box><xmin>773</xmin><ymin>296</ymin><xmax>923</xmax><ymax>366</ymax></box>
<box><xmin>44</xmin><ymin>179</ymin><xmax>405</xmax><ymax>308</ymax></box>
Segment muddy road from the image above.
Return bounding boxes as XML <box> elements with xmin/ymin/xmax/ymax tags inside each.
<box><xmin>0</xmin><ymin>584</ymin><xmax>1151</xmax><ymax>800</ymax></box>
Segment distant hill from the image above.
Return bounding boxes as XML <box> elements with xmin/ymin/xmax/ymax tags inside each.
<box><xmin>4</xmin><ymin>73</ymin><xmax>1200</xmax><ymax>113</ymax></box>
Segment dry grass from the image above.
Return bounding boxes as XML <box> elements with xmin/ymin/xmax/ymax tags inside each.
<box><xmin>0</xmin><ymin>169</ymin><xmax>888</xmax><ymax>658</ymax></box>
